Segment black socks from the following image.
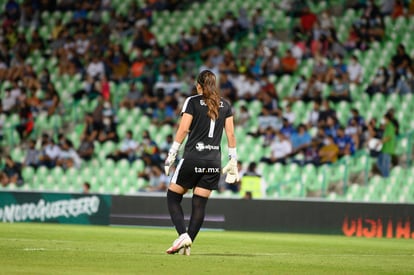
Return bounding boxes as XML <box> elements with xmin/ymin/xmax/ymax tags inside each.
<box><xmin>167</xmin><ymin>189</ymin><xmax>186</xmax><ymax>235</ymax></box>
<box><xmin>187</xmin><ymin>194</ymin><xmax>208</xmax><ymax>242</ymax></box>
<box><xmin>167</xmin><ymin>190</ymin><xmax>209</xmax><ymax>242</ymax></box>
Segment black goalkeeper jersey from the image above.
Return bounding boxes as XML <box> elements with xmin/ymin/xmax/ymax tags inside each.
<box><xmin>181</xmin><ymin>94</ymin><xmax>232</xmax><ymax>161</ymax></box>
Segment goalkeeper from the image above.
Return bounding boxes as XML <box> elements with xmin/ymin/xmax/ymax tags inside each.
<box><xmin>164</xmin><ymin>70</ymin><xmax>238</xmax><ymax>255</ymax></box>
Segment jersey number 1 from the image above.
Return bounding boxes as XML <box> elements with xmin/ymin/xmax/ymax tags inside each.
<box><xmin>208</xmin><ymin>120</ymin><xmax>215</xmax><ymax>138</ymax></box>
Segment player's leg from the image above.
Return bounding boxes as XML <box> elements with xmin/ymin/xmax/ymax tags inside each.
<box><xmin>187</xmin><ymin>186</ymin><xmax>211</xmax><ymax>242</ymax></box>
<box><xmin>166</xmin><ymin>182</ymin><xmax>193</xmax><ymax>254</ymax></box>
<box><xmin>167</xmin><ymin>183</ymin><xmax>188</xmax><ymax>236</ymax></box>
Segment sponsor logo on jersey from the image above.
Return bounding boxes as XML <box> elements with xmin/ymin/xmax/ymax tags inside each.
<box><xmin>195</xmin><ymin>142</ymin><xmax>219</xmax><ymax>152</ymax></box>
<box><xmin>199</xmin><ymin>100</ymin><xmax>224</xmax><ymax>107</ymax></box>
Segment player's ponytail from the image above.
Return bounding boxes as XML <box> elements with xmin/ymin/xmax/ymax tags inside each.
<box><xmin>197</xmin><ymin>70</ymin><xmax>220</xmax><ymax>121</ymax></box>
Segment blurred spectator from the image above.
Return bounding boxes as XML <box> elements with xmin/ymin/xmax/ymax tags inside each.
<box><xmin>26</xmin><ymin>88</ymin><xmax>42</xmax><ymax>115</ymax></box>
<box><xmin>220</xmin><ymin>73</ymin><xmax>237</xmax><ymax>102</ymax></box>
<box><xmin>391</xmin><ymin>0</ymin><xmax>405</xmax><ymax>18</ymax></box>
<box><xmin>41</xmin><ymin>84</ymin><xmax>60</xmax><ymax>115</ymax></box>
<box><xmin>82</xmin><ymin>182</ymin><xmax>91</xmax><ymax>194</ymax></box>
<box><xmin>140</xmin><ymin>164</ymin><xmax>168</xmax><ymax>192</ymax></box>
<box><xmin>366</xmin><ymin>66</ymin><xmax>389</xmax><ymax>97</ymax></box>
<box><xmin>344</xmin><ymin>25</ymin><xmax>361</xmax><ymax>52</ymax></box>
<box><xmin>319</xmin><ymin>135</ymin><xmax>339</xmax><ymax>164</ymax></box>
<box><xmin>307</xmin><ymin>100</ymin><xmax>321</xmax><ymax>128</ymax></box>
<box><xmin>235</xmin><ymin>105</ymin><xmax>250</xmax><ymax>128</ymax></box>
<box><xmin>160</xmin><ymin>134</ymin><xmax>173</xmax><ymax>160</ymax></box>
<box><xmin>304</xmin><ymin>138</ymin><xmax>322</xmax><ymax>165</ymax></box>
<box><xmin>98</xmin><ymin>115</ymin><xmax>118</xmax><ymax>143</ymax></box>
<box><xmin>291</xmin><ymin>36</ymin><xmax>306</xmax><ymax>60</ymax></box>
<box><xmin>287</xmin><ymin>75</ymin><xmax>307</xmax><ymax>103</ymax></box>
<box><xmin>392</xmin><ymin>44</ymin><xmax>412</xmax><ymax>81</ymax></box>
<box><xmin>2</xmin><ymin>89</ymin><xmax>16</xmax><ymax>115</ymax></box>
<box><xmin>280</xmin><ymin>118</ymin><xmax>295</xmax><ymax>138</ymax></box>
<box><xmin>5</xmin><ymin>0</ymin><xmax>21</xmax><ymax>22</ymax></box>
<box><xmin>291</xmin><ymin>124</ymin><xmax>312</xmax><ymax>154</ymax></box>
<box><xmin>97</xmin><ymin>75</ymin><xmax>111</xmax><ymax>101</ymax></box>
<box><xmin>56</xmin><ymin>139</ymin><xmax>82</xmax><ymax>169</ymax></box>
<box><xmin>324</xmin><ymin>116</ymin><xmax>340</xmax><ymax>138</ymax></box>
<box><xmin>152</xmin><ymin>95</ymin><xmax>176</xmax><ymax>126</ymax></box>
<box><xmin>24</xmin><ymin>139</ymin><xmax>40</xmax><ymax>168</ymax></box>
<box><xmin>107</xmin><ymin>130</ymin><xmax>137</xmax><ymax>162</ymax></box>
<box><xmin>39</xmin><ymin>137</ymin><xmax>61</xmax><ymax>168</ymax></box>
<box><xmin>319</xmin><ymin>10</ymin><xmax>334</xmax><ymax>31</ymax></box>
<box><xmin>283</xmin><ymin>104</ymin><xmax>296</xmax><ymax>124</ymax></box>
<box><xmin>2</xmin><ymin>155</ymin><xmax>23</xmax><ymax>186</ymax></box>
<box><xmin>138</xmin><ymin>130</ymin><xmax>161</xmax><ymax>165</ymax></box>
<box><xmin>243</xmin><ymin>191</ymin><xmax>253</xmax><ymax>200</ymax></box>
<box><xmin>252</xmin><ymin>106</ymin><xmax>282</xmax><ymax>136</ymax></box>
<box><xmin>377</xmin><ymin>113</ymin><xmax>396</xmax><ymax>177</ymax></box>
<box><xmin>328</xmin><ymin>73</ymin><xmax>351</xmax><ymax>103</ymax></box>
<box><xmin>82</xmin><ymin>112</ymin><xmax>99</xmax><ymax>142</ymax></box>
<box><xmin>261</xmin><ymin>131</ymin><xmax>292</xmax><ymax>164</ymax></box>
<box><xmin>87</xmin><ymin>55</ymin><xmax>105</xmax><ymax>79</ymax></box>
<box><xmin>312</xmin><ymin>56</ymin><xmax>329</xmax><ymax>82</ymax></box>
<box><xmin>73</xmin><ymin>75</ymin><xmax>101</xmax><ymax>101</ymax></box>
<box><xmin>298</xmin><ymin>6</ymin><xmax>318</xmax><ymax>36</ymax></box>
<box><xmin>262</xmin><ymin>29</ymin><xmax>279</xmax><ymax>52</ymax></box>
<box><xmin>347</xmin><ymin>55</ymin><xmax>363</xmax><ymax>84</ymax></box>
<box><xmin>120</xmin><ymin>82</ymin><xmax>141</xmax><ymax>109</ymax></box>
<box><xmin>318</xmin><ymin>99</ymin><xmax>337</xmax><ymax>126</ymax></box>
<box><xmin>251</xmin><ymin>8</ymin><xmax>265</xmax><ymax>34</ymax></box>
<box><xmin>261</xmin><ymin>48</ymin><xmax>281</xmax><ymax>76</ymax></box>
<box><xmin>303</xmin><ymin>74</ymin><xmax>323</xmax><ymax>102</ymax></box>
<box><xmin>262</xmin><ymin>127</ymin><xmax>276</xmax><ymax>147</ymax></box>
<box><xmin>130</xmin><ymin>56</ymin><xmax>146</xmax><ymax>78</ymax></box>
<box><xmin>280</xmin><ymin>49</ymin><xmax>298</xmax><ymax>75</ymax></box>
<box><xmin>97</xmin><ymin>101</ymin><xmax>118</xmax><ymax>143</ymax></box>
<box><xmin>15</xmin><ymin>101</ymin><xmax>34</xmax><ymax>140</ymax></box>
<box><xmin>77</xmin><ymin>135</ymin><xmax>95</xmax><ymax>161</ymax></box>
<box><xmin>386</xmin><ymin>108</ymin><xmax>400</xmax><ymax>135</ymax></box>
<box><xmin>335</xmin><ymin>127</ymin><xmax>355</xmax><ymax>157</ymax></box>
<box><xmin>233</xmin><ymin>72</ymin><xmax>261</xmax><ymax>101</ymax></box>
<box><xmin>329</xmin><ymin>54</ymin><xmax>348</xmax><ymax>80</ymax></box>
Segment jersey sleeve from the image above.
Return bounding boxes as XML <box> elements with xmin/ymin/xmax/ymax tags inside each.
<box><xmin>181</xmin><ymin>96</ymin><xmax>195</xmax><ymax>116</ymax></box>
<box><xmin>223</xmin><ymin>99</ymin><xmax>233</xmax><ymax>118</ymax></box>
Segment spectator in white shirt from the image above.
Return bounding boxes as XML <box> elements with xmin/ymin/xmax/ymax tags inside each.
<box><xmin>57</xmin><ymin>139</ymin><xmax>82</xmax><ymax>169</ymax></box>
<box><xmin>86</xmin><ymin>55</ymin><xmax>105</xmax><ymax>79</ymax></box>
<box><xmin>2</xmin><ymin>89</ymin><xmax>16</xmax><ymax>114</ymax></box>
<box><xmin>39</xmin><ymin>139</ymin><xmax>61</xmax><ymax>168</ymax></box>
<box><xmin>307</xmin><ymin>100</ymin><xmax>321</xmax><ymax>128</ymax></box>
<box><xmin>347</xmin><ymin>55</ymin><xmax>363</xmax><ymax>84</ymax></box>
<box><xmin>261</xmin><ymin>131</ymin><xmax>293</xmax><ymax>164</ymax></box>
<box><xmin>283</xmin><ymin>104</ymin><xmax>296</xmax><ymax>124</ymax></box>
<box><xmin>234</xmin><ymin>73</ymin><xmax>261</xmax><ymax>101</ymax></box>
<box><xmin>140</xmin><ymin>164</ymin><xmax>168</xmax><ymax>192</ymax></box>
<box><xmin>107</xmin><ymin>130</ymin><xmax>138</xmax><ymax>162</ymax></box>
<box><xmin>76</xmin><ymin>33</ymin><xmax>89</xmax><ymax>56</ymax></box>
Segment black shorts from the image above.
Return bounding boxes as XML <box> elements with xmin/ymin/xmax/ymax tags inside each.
<box><xmin>171</xmin><ymin>158</ymin><xmax>221</xmax><ymax>190</ymax></box>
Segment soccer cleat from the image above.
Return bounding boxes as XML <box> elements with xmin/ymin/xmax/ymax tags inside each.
<box><xmin>178</xmin><ymin>246</ymin><xmax>191</xmax><ymax>256</ymax></box>
<box><xmin>166</xmin><ymin>233</ymin><xmax>192</xmax><ymax>254</ymax></box>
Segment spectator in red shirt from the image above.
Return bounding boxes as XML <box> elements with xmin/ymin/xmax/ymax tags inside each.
<box><xmin>280</xmin><ymin>50</ymin><xmax>298</xmax><ymax>75</ymax></box>
<box><xmin>130</xmin><ymin>57</ymin><xmax>146</xmax><ymax>78</ymax></box>
<box><xmin>300</xmin><ymin>6</ymin><xmax>317</xmax><ymax>35</ymax></box>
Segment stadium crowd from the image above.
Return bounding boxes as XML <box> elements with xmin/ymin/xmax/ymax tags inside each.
<box><xmin>1</xmin><ymin>0</ymin><xmax>414</xmax><ymax>193</ymax></box>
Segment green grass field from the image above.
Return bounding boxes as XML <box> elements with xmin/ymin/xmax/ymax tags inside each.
<box><xmin>0</xmin><ymin>223</ymin><xmax>413</xmax><ymax>274</ymax></box>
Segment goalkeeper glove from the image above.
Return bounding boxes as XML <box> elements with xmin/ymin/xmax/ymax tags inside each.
<box><xmin>164</xmin><ymin>141</ymin><xmax>181</xmax><ymax>176</ymax></box>
<box><xmin>222</xmin><ymin>148</ymin><xmax>239</xmax><ymax>184</ymax></box>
